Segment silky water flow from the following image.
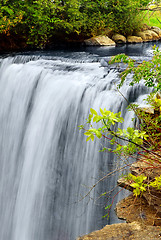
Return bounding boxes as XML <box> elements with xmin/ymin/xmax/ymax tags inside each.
<box><xmin>0</xmin><ymin>51</ymin><xmax>150</xmax><ymax>240</ymax></box>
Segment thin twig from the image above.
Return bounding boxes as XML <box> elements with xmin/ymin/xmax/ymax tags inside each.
<box><xmin>77</xmin><ymin>164</ymin><xmax>130</xmax><ymax>203</ymax></box>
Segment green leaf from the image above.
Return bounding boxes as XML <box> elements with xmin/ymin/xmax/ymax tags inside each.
<box><xmin>91</xmin><ymin>134</ymin><xmax>94</xmax><ymax>141</ymax></box>
<box><xmin>78</xmin><ymin>125</ymin><xmax>84</xmax><ymax>130</ymax></box>
<box><xmin>127</xmin><ymin>127</ymin><xmax>134</xmax><ymax>135</ymax></box>
<box><xmin>86</xmin><ymin>136</ymin><xmax>91</xmax><ymax>142</ymax></box>
<box><xmin>93</xmin><ymin>115</ymin><xmax>102</xmax><ymax>122</ymax></box>
<box><xmin>90</xmin><ymin>108</ymin><xmax>97</xmax><ymax>115</ymax></box>
<box><xmin>102</xmin><ymin>213</ymin><xmax>109</xmax><ymax>219</ymax></box>
<box><xmin>140</xmin><ymin>186</ymin><xmax>146</xmax><ymax>191</ymax></box>
<box><xmin>100</xmin><ymin>108</ymin><xmax>104</xmax><ymax>115</ymax></box>
<box><xmin>105</xmin><ymin>204</ymin><xmax>112</xmax><ymax>210</ymax></box>
<box><xmin>99</xmin><ymin>147</ymin><xmax>108</xmax><ymax>152</ymax></box>
<box><xmin>84</xmin><ymin>132</ymin><xmax>92</xmax><ymax>136</ymax></box>
<box><xmin>130</xmin><ymin>183</ymin><xmax>140</xmax><ymax>188</ymax></box>
<box><xmin>133</xmin><ymin>188</ymin><xmax>140</xmax><ymax>196</ymax></box>
<box><xmin>95</xmin><ymin>130</ymin><xmax>102</xmax><ymax>138</ymax></box>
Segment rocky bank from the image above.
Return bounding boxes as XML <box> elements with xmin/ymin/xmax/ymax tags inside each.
<box><xmin>1</xmin><ymin>25</ymin><xmax>161</xmax><ymax>53</ymax></box>
<box><xmin>84</xmin><ymin>26</ymin><xmax>161</xmax><ymax>46</ymax></box>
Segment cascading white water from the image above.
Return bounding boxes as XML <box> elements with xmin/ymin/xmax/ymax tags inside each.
<box><xmin>0</xmin><ymin>50</ymin><xmax>151</xmax><ymax>240</ymax></box>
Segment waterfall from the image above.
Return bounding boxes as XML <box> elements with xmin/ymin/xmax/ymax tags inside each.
<box><xmin>0</xmin><ymin>51</ymin><xmax>149</xmax><ymax>240</ymax></box>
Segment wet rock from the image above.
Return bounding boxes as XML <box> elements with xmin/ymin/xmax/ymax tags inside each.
<box><xmin>146</xmin><ymin>30</ymin><xmax>160</xmax><ymax>40</ymax></box>
<box><xmin>100</xmin><ymin>58</ymin><xmax>128</xmax><ymax>72</ymax></box>
<box><xmin>136</xmin><ymin>30</ymin><xmax>159</xmax><ymax>41</ymax></box>
<box><xmin>127</xmin><ymin>36</ymin><xmax>143</xmax><ymax>43</ymax></box>
<box><xmin>112</xmin><ymin>34</ymin><xmax>126</xmax><ymax>44</ymax></box>
<box><xmin>151</xmin><ymin>26</ymin><xmax>161</xmax><ymax>38</ymax></box>
<box><xmin>137</xmin><ymin>104</ymin><xmax>155</xmax><ymax>114</ymax></box>
<box><xmin>84</xmin><ymin>36</ymin><xmax>116</xmax><ymax>46</ymax></box>
<box><xmin>135</xmin><ymin>31</ymin><xmax>151</xmax><ymax>41</ymax></box>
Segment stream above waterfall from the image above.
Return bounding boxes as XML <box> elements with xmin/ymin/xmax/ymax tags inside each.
<box><xmin>0</xmin><ymin>42</ymin><xmax>160</xmax><ymax>240</ymax></box>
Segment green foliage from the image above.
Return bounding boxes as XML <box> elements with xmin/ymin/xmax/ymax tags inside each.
<box><xmin>0</xmin><ymin>0</ymin><xmax>56</xmax><ymax>47</ymax></box>
<box><xmin>105</xmin><ymin>0</ymin><xmax>151</xmax><ymax>35</ymax></box>
<box><xmin>126</xmin><ymin>173</ymin><xmax>161</xmax><ymax>196</ymax></box>
<box><xmin>80</xmin><ymin>47</ymin><xmax>161</xmax><ymax>201</ymax></box>
<box><xmin>109</xmin><ymin>46</ymin><xmax>161</xmax><ymax>91</ymax></box>
<box><xmin>81</xmin><ymin>108</ymin><xmax>148</xmax><ymax>157</ymax></box>
<box><xmin>150</xmin><ymin>176</ymin><xmax>161</xmax><ymax>190</ymax></box>
<box><xmin>78</xmin><ymin>0</ymin><xmax>110</xmax><ymax>36</ymax></box>
<box><xmin>0</xmin><ymin>0</ymin><xmax>110</xmax><ymax>47</ymax></box>
<box><xmin>0</xmin><ymin>3</ymin><xmax>23</xmax><ymax>35</ymax></box>
<box><xmin>134</xmin><ymin>97</ymin><xmax>161</xmax><ymax>149</ymax></box>
<box><xmin>141</xmin><ymin>2</ymin><xmax>161</xmax><ymax>29</ymax></box>
<box><xmin>126</xmin><ymin>173</ymin><xmax>147</xmax><ymax>197</ymax></box>
<box><xmin>109</xmin><ymin>47</ymin><xmax>161</xmax><ymax>151</ymax></box>
<box><xmin>142</xmin><ymin>9</ymin><xmax>161</xmax><ymax>29</ymax></box>
<box><xmin>102</xmin><ymin>204</ymin><xmax>112</xmax><ymax>219</ymax></box>
<box><xmin>0</xmin><ymin>0</ymin><xmax>152</xmax><ymax>48</ymax></box>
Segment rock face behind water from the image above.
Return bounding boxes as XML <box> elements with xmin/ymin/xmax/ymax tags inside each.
<box><xmin>77</xmin><ymin>221</ymin><xmax>161</xmax><ymax>240</ymax></box>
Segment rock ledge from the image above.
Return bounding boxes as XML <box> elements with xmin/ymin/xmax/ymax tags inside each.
<box><xmin>77</xmin><ymin>221</ymin><xmax>161</xmax><ymax>240</ymax></box>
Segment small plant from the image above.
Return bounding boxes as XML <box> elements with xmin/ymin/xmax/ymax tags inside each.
<box><xmin>102</xmin><ymin>204</ymin><xmax>112</xmax><ymax>219</ymax></box>
<box><xmin>126</xmin><ymin>173</ymin><xmax>147</xmax><ymax>197</ymax></box>
<box><xmin>150</xmin><ymin>176</ymin><xmax>161</xmax><ymax>190</ymax></box>
<box><xmin>79</xmin><ymin>107</ymin><xmax>148</xmax><ymax>157</ymax></box>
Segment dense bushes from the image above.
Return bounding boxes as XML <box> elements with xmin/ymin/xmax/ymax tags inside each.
<box><xmin>106</xmin><ymin>0</ymin><xmax>151</xmax><ymax>35</ymax></box>
<box><xmin>0</xmin><ymin>0</ymin><xmax>56</xmax><ymax>47</ymax></box>
<box><xmin>0</xmin><ymin>0</ymin><xmax>153</xmax><ymax>49</ymax></box>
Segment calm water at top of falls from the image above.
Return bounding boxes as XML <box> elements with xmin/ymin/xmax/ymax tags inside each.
<box><xmin>0</xmin><ymin>42</ymin><xmax>159</xmax><ymax>240</ymax></box>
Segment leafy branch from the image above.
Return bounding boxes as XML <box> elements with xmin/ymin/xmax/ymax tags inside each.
<box><xmin>79</xmin><ymin>47</ymin><xmax>161</xmax><ymax>218</ymax></box>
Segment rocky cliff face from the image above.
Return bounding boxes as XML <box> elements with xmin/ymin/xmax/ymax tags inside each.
<box><xmin>118</xmin><ymin>160</ymin><xmax>161</xmax><ymax>216</ymax></box>
<box><xmin>77</xmin><ymin>159</ymin><xmax>161</xmax><ymax>240</ymax></box>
